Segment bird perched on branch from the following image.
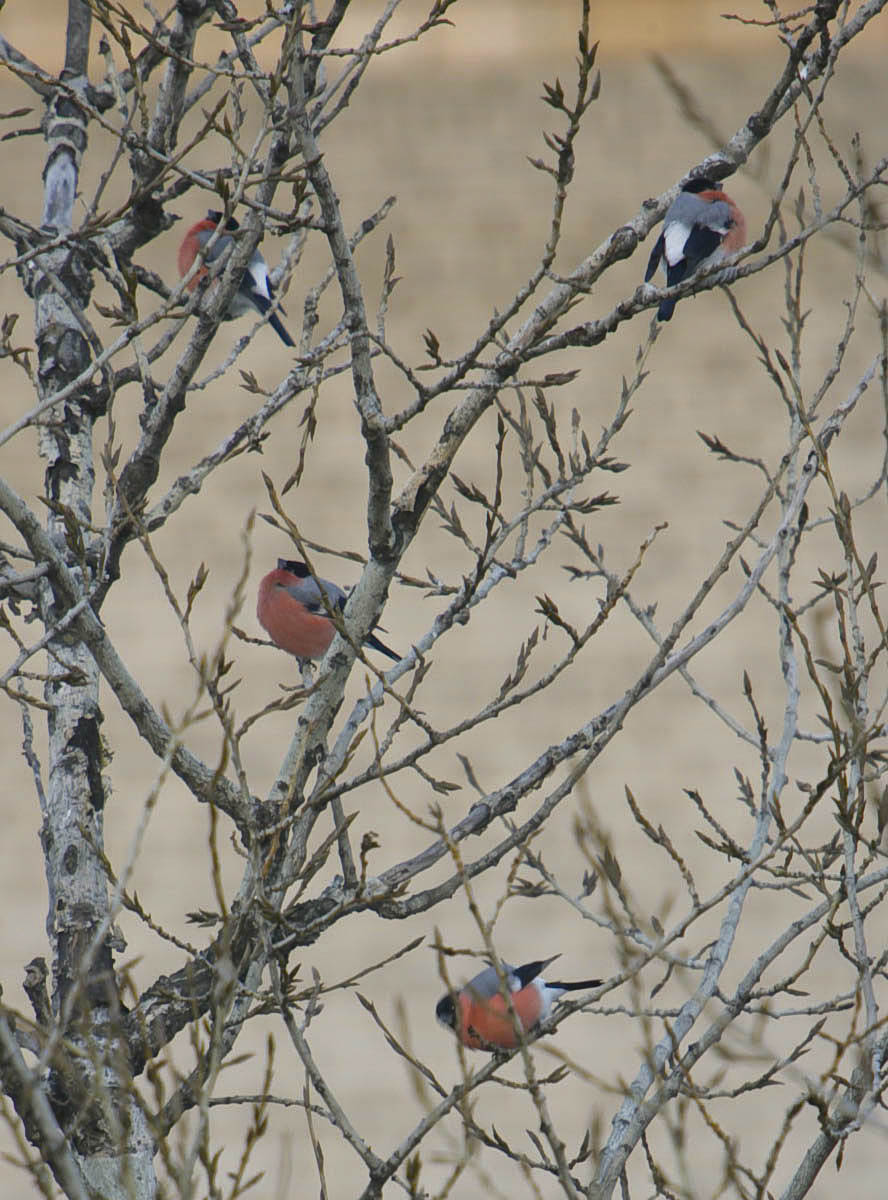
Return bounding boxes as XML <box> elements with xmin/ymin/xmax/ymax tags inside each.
<box><xmin>257</xmin><ymin>559</ymin><xmax>400</xmax><ymax>663</ymax></box>
<box><xmin>436</xmin><ymin>956</ymin><xmax>601</xmax><ymax>1050</ymax></box>
<box><xmin>177</xmin><ymin>210</ymin><xmax>295</xmax><ymax>346</ymax></box>
<box><xmin>645</xmin><ymin>177</ymin><xmax>746</xmax><ymax>321</ymax></box>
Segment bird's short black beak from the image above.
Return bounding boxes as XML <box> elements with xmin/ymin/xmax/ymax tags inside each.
<box><xmin>435</xmin><ymin>994</ymin><xmax>456</xmax><ymax>1029</ymax></box>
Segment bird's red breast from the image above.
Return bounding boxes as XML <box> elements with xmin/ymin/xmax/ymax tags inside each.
<box><xmin>456</xmin><ymin>984</ymin><xmax>544</xmax><ymax>1050</ymax></box>
<box><xmin>698</xmin><ymin>189</ymin><xmax>747</xmax><ymax>253</ymax></box>
<box><xmin>177</xmin><ymin>218</ymin><xmax>219</xmax><ymax>292</ymax></box>
<box><xmin>257</xmin><ymin>568</ymin><xmax>336</xmax><ymax>660</ymax></box>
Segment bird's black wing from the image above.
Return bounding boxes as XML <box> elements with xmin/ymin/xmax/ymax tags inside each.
<box><xmin>680</xmin><ymin>224</ymin><xmax>723</xmax><ymax>273</ymax></box>
<box><xmin>644</xmin><ymin>233</ymin><xmax>666</xmax><ymax>282</ymax></box>
<box><xmin>511</xmin><ymin>957</ymin><xmax>560</xmax><ymax>989</ymax></box>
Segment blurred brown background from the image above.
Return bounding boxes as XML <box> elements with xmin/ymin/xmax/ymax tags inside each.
<box><xmin>1</xmin><ymin>2</ymin><xmax>886</xmax><ymax>1196</ymax></box>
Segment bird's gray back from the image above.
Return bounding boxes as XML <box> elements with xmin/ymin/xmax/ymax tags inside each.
<box><xmin>466</xmin><ymin>963</ymin><xmax>518</xmax><ymax>999</ymax></box>
<box><xmin>286</xmin><ymin>575</ymin><xmax>346</xmax><ymax>612</ymax></box>
<box><xmin>668</xmin><ymin>192</ymin><xmax>730</xmax><ymax>233</ymax></box>
<box><xmin>197</xmin><ymin>229</ymin><xmax>234</xmax><ymax>265</ymax></box>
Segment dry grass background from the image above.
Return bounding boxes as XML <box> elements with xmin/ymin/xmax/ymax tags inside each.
<box><xmin>1</xmin><ymin>2</ymin><xmax>886</xmax><ymax>1196</ymax></box>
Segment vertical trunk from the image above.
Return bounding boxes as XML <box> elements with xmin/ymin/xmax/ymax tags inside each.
<box><xmin>32</xmin><ymin>3</ymin><xmax>156</xmax><ymax>1195</ymax></box>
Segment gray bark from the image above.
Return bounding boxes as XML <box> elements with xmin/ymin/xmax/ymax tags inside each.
<box><xmin>34</xmin><ymin>2</ymin><xmax>157</xmax><ymax>1196</ymax></box>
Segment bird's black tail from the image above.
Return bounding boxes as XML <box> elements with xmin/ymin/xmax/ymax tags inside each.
<box><xmin>250</xmin><ymin>291</ymin><xmax>295</xmax><ymax>347</ymax></box>
<box><xmin>268</xmin><ymin>309</ymin><xmax>295</xmax><ymax>347</ymax></box>
<box><xmin>658</xmin><ymin>259</ymin><xmax>689</xmax><ymax>322</ymax></box>
<box><xmin>549</xmin><ymin>978</ymin><xmax>602</xmax><ymax>992</ymax></box>
<box><xmin>364</xmin><ymin>630</ymin><xmax>401</xmax><ymax>662</ymax></box>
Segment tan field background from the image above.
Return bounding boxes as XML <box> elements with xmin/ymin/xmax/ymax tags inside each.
<box><xmin>1</xmin><ymin>2</ymin><xmax>887</xmax><ymax>1197</ymax></box>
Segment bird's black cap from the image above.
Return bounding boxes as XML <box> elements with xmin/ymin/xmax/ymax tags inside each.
<box><xmin>206</xmin><ymin>209</ymin><xmax>240</xmax><ymax>231</ymax></box>
<box><xmin>277</xmin><ymin>559</ymin><xmax>310</xmax><ymax>577</ymax></box>
<box><xmin>682</xmin><ymin>177</ymin><xmax>719</xmax><ymax>194</ymax></box>
<box><xmin>435</xmin><ymin>994</ymin><xmax>456</xmax><ymax>1029</ymax></box>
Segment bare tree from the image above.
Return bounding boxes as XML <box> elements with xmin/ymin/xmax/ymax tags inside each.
<box><xmin>0</xmin><ymin>1</ymin><xmax>886</xmax><ymax>1197</ymax></box>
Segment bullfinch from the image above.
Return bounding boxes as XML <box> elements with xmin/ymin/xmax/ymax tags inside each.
<box><xmin>645</xmin><ymin>177</ymin><xmax>746</xmax><ymax>321</ymax></box>
<box><xmin>177</xmin><ymin>210</ymin><xmax>295</xmax><ymax>346</ymax></box>
<box><xmin>436</xmin><ymin>956</ymin><xmax>601</xmax><ymax>1051</ymax></box>
<box><xmin>257</xmin><ymin>559</ymin><xmax>400</xmax><ymax>662</ymax></box>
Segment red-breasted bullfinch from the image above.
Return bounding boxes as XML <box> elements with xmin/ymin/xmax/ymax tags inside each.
<box><xmin>257</xmin><ymin>559</ymin><xmax>400</xmax><ymax>662</ymax></box>
<box><xmin>436</xmin><ymin>956</ymin><xmax>602</xmax><ymax>1050</ymax></box>
<box><xmin>645</xmin><ymin>177</ymin><xmax>746</xmax><ymax>321</ymax></box>
<box><xmin>177</xmin><ymin>210</ymin><xmax>295</xmax><ymax>346</ymax></box>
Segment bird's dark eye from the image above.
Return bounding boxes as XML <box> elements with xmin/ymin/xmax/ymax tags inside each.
<box><xmin>435</xmin><ymin>994</ymin><xmax>456</xmax><ymax>1028</ymax></box>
